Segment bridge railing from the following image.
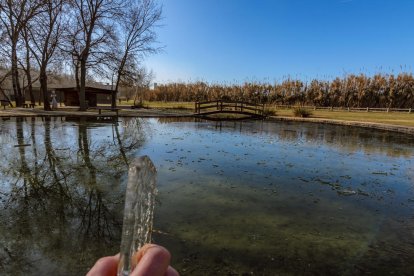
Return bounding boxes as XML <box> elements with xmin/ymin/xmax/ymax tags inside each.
<box><xmin>195</xmin><ymin>100</ymin><xmax>265</xmax><ymax>116</ymax></box>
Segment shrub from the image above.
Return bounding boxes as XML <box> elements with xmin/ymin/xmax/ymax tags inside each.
<box><xmin>131</xmin><ymin>101</ymin><xmax>148</xmax><ymax>109</ymax></box>
<box><xmin>293</xmin><ymin>107</ymin><xmax>312</xmax><ymax>118</ymax></box>
<box><xmin>263</xmin><ymin>108</ymin><xmax>276</xmax><ymax>117</ymax></box>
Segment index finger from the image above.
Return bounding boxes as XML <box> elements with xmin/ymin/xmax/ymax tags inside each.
<box><xmin>131</xmin><ymin>244</ymin><xmax>171</xmax><ymax>276</ymax></box>
<box><xmin>87</xmin><ymin>254</ymin><xmax>119</xmax><ymax>276</ymax></box>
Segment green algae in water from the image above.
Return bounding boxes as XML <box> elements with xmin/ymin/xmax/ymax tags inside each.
<box><xmin>1</xmin><ymin>118</ymin><xmax>414</xmax><ymax>275</ymax></box>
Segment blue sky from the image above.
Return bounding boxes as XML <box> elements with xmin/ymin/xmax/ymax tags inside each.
<box><xmin>145</xmin><ymin>0</ymin><xmax>414</xmax><ymax>84</ymax></box>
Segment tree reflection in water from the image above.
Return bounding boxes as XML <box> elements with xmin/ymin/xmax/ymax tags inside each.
<box><xmin>1</xmin><ymin>117</ymin><xmax>414</xmax><ymax>275</ymax></box>
<box><xmin>0</xmin><ymin>117</ymin><xmax>147</xmax><ymax>275</ymax></box>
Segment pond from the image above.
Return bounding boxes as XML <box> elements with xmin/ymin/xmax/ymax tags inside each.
<box><xmin>1</xmin><ymin>117</ymin><xmax>414</xmax><ymax>275</ymax></box>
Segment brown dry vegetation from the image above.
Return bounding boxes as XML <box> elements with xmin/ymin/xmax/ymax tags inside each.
<box><xmin>145</xmin><ymin>73</ymin><xmax>414</xmax><ymax>109</ymax></box>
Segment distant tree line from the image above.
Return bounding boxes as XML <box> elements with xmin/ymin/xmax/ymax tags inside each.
<box><xmin>0</xmin><ymin>0</ymin><xmax>162</xmax><ymax>110</ymax></box>
<box><xmin>149</xmin><ymin>73</ymin><xmax>414</xmax><ymax>108</ymax></box>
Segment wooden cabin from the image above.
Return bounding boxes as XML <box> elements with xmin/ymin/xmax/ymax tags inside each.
<box><xmin>55</xmin><ymin>86</ymin><xmax>113</xmax><ymax>107</ymax></box>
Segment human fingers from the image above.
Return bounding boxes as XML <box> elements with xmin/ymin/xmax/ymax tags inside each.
<box><xmin>131</xmin><ymin>244</ymin><xmax>172</xmax><ymax>276</ymax></box>
<box><xmin>86</xmin><ymin>254</ymin><xmax>119</xmax><ymax>276</ymax></box>
<box><xmin>165</xmin><ymin>265</ymin><xmax>179</xmax><ymax>276</ymax></box>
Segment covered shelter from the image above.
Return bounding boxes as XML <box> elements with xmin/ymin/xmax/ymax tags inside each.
<box><xmin>55</xmin><ymin>86</ymin><xmax>114</xmax><ymax>107</ymax></box>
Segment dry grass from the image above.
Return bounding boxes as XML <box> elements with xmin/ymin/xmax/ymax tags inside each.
<box><xmin>273</xmin><ymin>108</ymin><xmax>414</xmax><ymax>127</ymax></box>
<box><xmin>5</xmin><ymin>100</ymin><xmax>413</xmax><ymax>128</ymax></box>
<box><xmin>143</xmin><ymin>101</ymin><xmax>194</xmax><ymax>110</ymax></box>
<box><xmin>144</xmin><ymin>102</ymin><xmax>414</xmax><ymax>127</ymax></box>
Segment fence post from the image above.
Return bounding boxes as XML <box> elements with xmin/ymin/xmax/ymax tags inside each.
<box><xmin>409</xmin><ymin>108</ymin><xmax>412</xmax><ymax>114</ymax></box>
<box><xmin>387</xmin><ymin>108</ymin><xmax>389</xmax><ymax>113</ymax></box>
<box><xmin>366</xmin><ymin>107</ymin><xmax>369</xmax><ymax>112</ymax></box>
<box><xmin>347</xmin><ymin>107</ymin><xmax>350</xmax><ymax>112</ymax></box>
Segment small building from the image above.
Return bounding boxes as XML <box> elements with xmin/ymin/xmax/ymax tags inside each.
<box><xmin>55</xmin><ymin>86</ymin><xmax>114</xmax><ymax>107</ymax></box>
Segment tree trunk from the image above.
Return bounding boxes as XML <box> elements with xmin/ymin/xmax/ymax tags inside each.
<box><xmin>27</xmin><ymin>78</ymin><xmax>35</xmax><ymax>104</ymax></box>
<box><xmin>111</xmin><ymin>88</ymin><xmax>117</xmax><ymax>108</ymax></box>
<box><xmin>40</xmin><ymin>70</ymin><xmax>51</xmax><ymax>111</ymax></box>
<box><xmin>112</xmin><ymin>72</ymin><xmax>121</xmax><ymax>108</ymax></box>
<box><xmin>23</xmin><ymin>28</ymin><xmax>35</xmax><ymax>105</ymax></box>
<box><xmin>38</xmin><ymin>89</ymin><xmax>42</xmax><ymax>106</ymax></box>
<box><xmin>79</xmin><ymin>58</ymin><xmax>87</xmax><ymax>111</ymax></box>
<box><xmin>75</xmin><ymin>61</ymin><xmax>80</xmax><ymax>91</ymax></box>
<box><xmin>25</xmin><ymin>52</ymin><xmax>35</xmax><ymax>105</ymax></box>
<box><xmin>11</xmin><ymin>42</ymin><xmax>24</xmax><ymax>106</ymax></box>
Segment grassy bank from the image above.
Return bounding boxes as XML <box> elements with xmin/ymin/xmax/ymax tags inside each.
<box><xmin>140</xmin><ymin>101</ymin><xmax>414</xmax><ymax>128</ymax></box>
<box><xmin>139</xmin><ymin>101</ymin><xmax>194</xmax><ymax>110</ymax></box>
<box><xmin>3</xmin><ymin>100</ymin><xmax>414</xmax><ymax>128</ymax></box>
<box><xmin>273</xmin><ymin>109</ymin><xmax>414</xmax><ymax>127</ymax></box>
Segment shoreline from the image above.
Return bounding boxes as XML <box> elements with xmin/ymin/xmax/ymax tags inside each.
<box><xmin>1</xmin><ymin>107</ymin><xmax>414</xmax><ymax>135</ymax></box>
<box><xmin>268</xmin><ymin>116</ymin><xmax>414</xmax><ymax>135</ymax></box>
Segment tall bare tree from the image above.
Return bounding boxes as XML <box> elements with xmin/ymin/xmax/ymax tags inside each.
<box><xmin>110</xmin><ymin>0</ymin><xmax>162</xmax><ymax>108</ymax></box>
<box><xmin>0</xmin><ymin>0</ymin><xmax>43</xmax><ymax>107</ymax></box>
<box><xmin>20</xmin><ymin>26</ymin><xmax>37</xmax><ymax>105</ymax></box>
<box><xmin>68</xmin><ymin>0</ymin><xmax>122</xmax><ymax>111</ymax></box>
<box><xmin>26</xmin><ymin>0</ymin><xmax>64</xmax><ymax>111</ymax></box>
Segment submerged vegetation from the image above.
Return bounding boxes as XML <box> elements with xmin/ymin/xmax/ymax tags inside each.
<box><xmin>3</xmin><ymin>118</ymin><xmax>414</xmax><ymax>274</ymax></box>
<box><xmin>146</xmin><ymin>73</ymin><xmax>414</xmax><ymax>109</ymax></box>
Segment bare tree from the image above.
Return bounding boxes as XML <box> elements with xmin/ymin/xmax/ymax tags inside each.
<box><xmin>26</xmin><ymin>0</ymin><xmax>64</xmax><ymax>111</ymax></box>
<box><xmin>0</xmin><ymin>0</ymin><xmax>43</xmax><ymax>107</ymax></box>
<box><xmin>110</xmin><ymin>0</ymin><xmax>162</xmax><ymax>108</ymax></box>
<box><xmin>68</xmin><ymin>0</ymin><xmax>122</xmax><ymax>111</ymax></box>
<box><xmin>20</xmin><ymin>26</ymin><xmax>37</xmax><ymax>105</ymax></box>
<box><xmin>0</xmin><ymin>72</ymin><xmax>13</xmax><ymax>105</ymax></box>
<box><xmin>131</xmin><ymin>66</ymin><xmax>153</xmax><ymax>106</ymax></box>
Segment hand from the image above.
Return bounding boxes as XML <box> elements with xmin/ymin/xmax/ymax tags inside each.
<box><xmin>87</xmin><ymin>244</ymin><xmax>179</xmax><ymax>276</ymax></box>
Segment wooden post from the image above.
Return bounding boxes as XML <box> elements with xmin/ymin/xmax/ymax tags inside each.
<box><xmin>409</xmin><ymin>108</ymin><xmax>412</xmax><ymax>114</ymax></box>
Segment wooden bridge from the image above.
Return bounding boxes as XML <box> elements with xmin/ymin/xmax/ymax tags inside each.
<box><xmin>194</xmin><ymin>100</ymin><xmax>265</xmax><ymax>119</ymax></box>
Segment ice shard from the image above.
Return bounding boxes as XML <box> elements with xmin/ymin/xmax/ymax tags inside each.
<box><xmin>117</xmin><ymin>156</ymin><xmax>157</xmax><ymax>276</ymax></box>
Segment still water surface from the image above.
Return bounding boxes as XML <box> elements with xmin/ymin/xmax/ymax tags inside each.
<box><xmin>1</xmin><ymin>117</ymin><xmax>414</xmax><ymax>275</ymax></box>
